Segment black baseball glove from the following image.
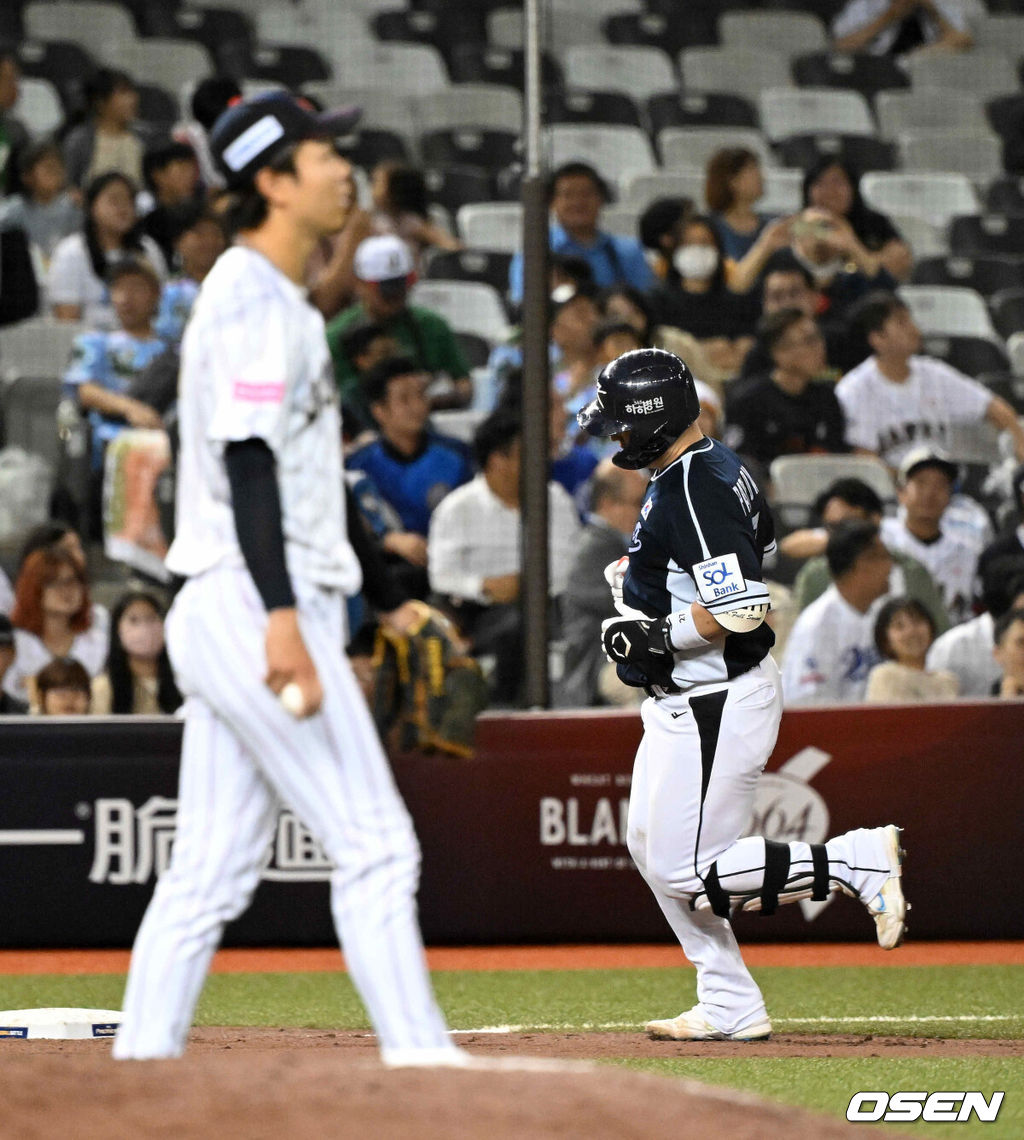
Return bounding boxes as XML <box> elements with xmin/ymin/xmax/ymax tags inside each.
<box><xmin>601</xmin><ymin>616</ymin><xmax>675</xmax><ymax>689</ymax></box>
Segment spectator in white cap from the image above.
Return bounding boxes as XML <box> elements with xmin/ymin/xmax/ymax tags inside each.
<box><xmin>326</xmin><ymin>234</ymin><xmax>472</xmax><ymax>411</ymax></box>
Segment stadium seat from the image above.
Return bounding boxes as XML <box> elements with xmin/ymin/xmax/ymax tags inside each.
<box><xmin>332</xmin><ymin>43</ymin><xmax>450</xmax><ymax>96</ymax></box>
<box><xmin>430</xmin><ymin>406</ymin><xmax>488</xmax><ymax>443</ymax></box>
<box><xmin>451</xmin><ymin>333</ymin><xmax>492</xmax><ymax>371</ymax></box>
<box><xmin>977</xmin><ymin>370</ymin><xmax>1024</xmax><ymax>413</ymax></box>
<box><xmin>303</xmin><ymin>85</ymin><xmax>418</xmax><ymax>141</ymax></box>
<box><xmin>888</xmin><ymin>213</ymin><xmax>949</xmax><ymax>258</ymax></box>
<box><xmin>170</xmin><ymin>6</ymin><xmax>254</xmax><ymax>72</ymax></box>
<box><xmin>902</xmin><ymin>50</ymin><xmax>1019</xmax><ymax>104</ymax></box>
<box><xmin>791</xmin><ymin>51</ymin><xmax>909</xmax><ymax>99</ymax></box>
<box><xmin>985</xmin><ymin>174</ymin><xmax>1024</xmax><ymax>215</ymax></box>
<box><xmin>488</xmin><ymin>6</ymin><xmax>608</xmax><ymax>55</ymax></box>
<box><xmin>986</xmin><ymin>94</ymin><xmax>1024</xmax><ymax>175</ymax></box>
<box><xmin>448</xmin><ymin>45</ymin><xmax>563</xmax><ymax>92</ymax></box>
<box><xmin>414</xmin><ymin>85</ymin><xmax>523</xmax><ymax>133</ymax></box>
<box><xmin>0</xmin><ymin>319</ymin><xmax>84</xmax><ymax>383</ymax></box>
<box><xmin>919</xmin><ymin>334</ymin><xmax>1011</xmax><ymax>377</ymax></box>
<box><xmin>425</xmin><ymin>249</ymin><xmax>513</xmax><ymax>297</ymax></box>
<box><xmin>423</xmin><ymin>166</ymin><xmax>494</xmax><ymax>213</ymax></box>
<box><xmin>951</xmin><ymin>214</ymin><xmax>1024</xmax><ymax>258</ymax></box>
<box><xmin>24</xmin><ymin>2</ymin><xmax>138</xmax><ymax>61</ymax></box>
<box><xmin>12</xmin><ymin>77</ymin><xmax>63</xmax><ymax>137</ymax></box>
<box><xmin>600</xmin><ymin>205</ymin><xmax>640</xmax><ymax>240</ymax></box>
<box><xmin>547</xmin><ymin>125</ymin><xmax>657</xmax><ymax>190</ymax></box>
<box><xmin>419</xmin><ymin>128</ymin><xmax>519</xmax><ymax>173</ymax></box>
<box><xmin>1009</xmin><ymin>331</ymin><xmax>1024</xmax><ymax>378</ymax></box>
<box><xmin>860</xmin><ymin>172</ymin><xmax>980</xmax><ymax>229</ymax></box>
<box><xmin>0</xmin><ymin>376</ymin><xmax>64</xmax><ymax>474</ymax></box>
<box><xmin>899</xmin><ymin>285</ymin><xmax>1000</xmax><ymax>342</ymax></box>
<box><xmin>759</xmin><ymin>87</ymin><xmax>874</xmax><ymax>142</ymax></box>
<box><xmin>911</xmin><ymin>255</ymin><xmax>1024</xmax><ymax>298</ymax></box>
<box><xmin>455</xmin><ymin>202</ymin><xmax>522</xmax><ymax>252</ymax></box>
<box><xmin>604</xmin><ymin>11</ymin><xmax>716</xmax><ymax>55</ymax></box>
<box><xmin>646</xmin><ymin>91</ymin><xmax>758</xmax><ymax>135</ymax></box>
<box><xmin>770</xmin><ymin>454</ymin><xmax>896</xmax><ymax>528</ymax></box>
<box><xmin>760</xmin><ymin>168</ymin><xmax>804</xmax><ymax>215</ymax></box>
<box><xmin>546</xmin><ymin>89</ymin><xmax>642</xmax><ymax>129</ymax></box>
<box><xmin>776</xmin><ymin>134</ymin><xmax>895</xmax><ymax>173</ymax></box>
<box><xmin>658</xmin><ymin>127</ymin><xmax>774</xmax><ymax>174</ymax></box>
<box><xmin>989</xmin><ymin>288</ymin><xmax>1024</xmax><ymax>340</ymax></box>
<box><xmin>409</xmin><ymin>280</ymin><xmax>509</xmax><ymax>343</ymax></box>
<box><xmin>15</xmin><ymin>40</ymin><xmax>96</xmax><ymax>115</ymax></box>
<box><xmin>623</xmin><ymin>170</ymin><xmax>707</xmax><ymax>212</ymax></box>
<box><xmin>254</xmin><ymin>4</ymin><xmax>374</xmax><ymax>53</ymax></box>
<box><xmin>719</xmin><ymin>10</ymin><xmax>828</xmax><ymax>56</ymax></box>
<box><xmin>970</xmin><ymin>13</ymin><xmax>1024</xmax><ymax>58</ymax></box>
<box><xmin>679</xmin><ymin>47</ymin><xmax>792</xmax><ymax>106</ymax></box>
<box><xmin>897</xmin><ymin>130</ymin><xmax>1004</xmax><ymax>185</ymax></box>
<box><xmin>562</xmin><ymin>45</ymin><xmax>676</xmax><ymax>102</ymax></box>
<box><xmin>875</xmin><ymin>90</ymin><xmax>989</xmax><ymax>142</ymax></box>
<box><xmin>372</xmin><ymin>7</ymin><xmax>486</xmax><ymax>53</ymax></box>
<box><xmin>246</xmin><ymin>45</ymin><xmax>333</xmax><ymax>87</ymax></box>
<box><xmin>135</xmin><ymin>83</ymin><xmax>180</xmax><ymax>135</ymax></box>
<box><xmin>106</xmin><ymin>40</ymin><xmax>214</xmax><ymax>91</ymax></box>
<box><xmin>336</xmin><ymin>129</ymin><xmax>410</xmax><ymax>172</ymax></box>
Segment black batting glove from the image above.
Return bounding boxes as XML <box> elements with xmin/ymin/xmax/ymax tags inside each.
<box><xmin>601</xmin><ymin>615</ymin><xmax>673</xmax><ymax>668</ymax></box>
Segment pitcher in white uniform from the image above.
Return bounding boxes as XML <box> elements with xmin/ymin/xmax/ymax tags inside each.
<box><xmin>113</xmin><ymin>93</ymin><xmax>463</xmax><ymax>1067</ymax></box>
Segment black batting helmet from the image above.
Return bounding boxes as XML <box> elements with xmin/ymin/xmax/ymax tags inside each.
<box><xmin>577</xmin><ymin>348</ymin><xmax>700</xmax><ymax>470</ymax></box>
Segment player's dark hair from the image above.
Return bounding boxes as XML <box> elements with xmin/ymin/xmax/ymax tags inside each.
<box><xmin>994</xmin><ymin>604</ymin><xmax>1024</xmax><ymax>645</ymax></box>
<box><xmin>221</xmin><ymin>143</ymin><xmax>299</xmax><ymax>237</ymax></box>
<box><xmin>638</xmin><ymin>196</ymin><xmax>692</xmax><ymax>252</ymax></box>
<box><xmin>142</xmin><ymin>140</ymin><xmax>196</xmax><ymax>193</ymax></box>
<box><xmin>705</xmin><ymin>147</ymin><xmax>759</xmax><ymax>214</ymax></box>
<box><xmin>83</xmin><ymin>171</ymin><xmax>147</xmax><ymax>280</ymax></box>
<box><xmin>473</xmin><ymin>405</ymin><xmax>521</xmax><ymax>469</ymax></box>
<box><xmin>191</xmin><ymin>76</ymin><xmax>242</xmax><ymax>132</ymax></box>
<box><xmin>812</xmin><ymin>477</ymin><xmax>884</xmax><ymax>522</ymax></box>
<box><xmin>362</xmin><ymin>355</ymin><xmax>422</xmax><ymax>408</ymax></box>
<box><xmin>35</xmin><ymin>656</ymin><xmax>91</xmax><ymax>701</ymax></box>
<box><xmin>873</xmin><ymin>596</ymin><xmax>936</xmax><ymax>660</ymax></box>
<box><xmin>980</xmin><ymin>555</ymin><xmax>1024</xmax><ymax>617</ymax></box>
<box><xmin>849</xmin><ymin>291</ymin><xmax>908</xmax><ymax>342</ymax></box>
<box><xmin>106</xmin><ymin>589</ymin><xmax>181</xmax><ymax>714</ymax></box>
<box><xmin>599</xmin><ymin>284</ymin><xmax>654</xmax><ymax>344</ymax></box>
<box><xmin>826</xmin><ymin>518</ymin><xmax>880</xmax><ymax>580</ymax></box>
<box><xmin>547</xmin><ymin>161</ymin><xmax>612</xmax><ymax>204</ymax></box>
<box><xmin>760</xmin><ymin>250</ymin><xmax>815</xmax><ymax>292</ymax></box>
<box><xmin>592</xmin><ymin>318</ymin><xmax>642</xmax><ymax>351</ymax></box>
<box><xmin>373</xmin><ymin>161</ymin><xmax>430</xmax><ymax>219</ymax></box>
<box><xmin>757</xmin><ymin>307</ymin><xmax>808</xmax><ymax>355</ymax></box>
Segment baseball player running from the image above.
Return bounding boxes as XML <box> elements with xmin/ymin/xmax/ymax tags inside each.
<box><xmin>578</xmin><ymin>349</ymin><xmax>908</xmax><ymax>1042</ymax></box>
<box><xmin>113</xmin><ymin>93</ymin><xmax>463</xmax><ymax>1066</ymax></box>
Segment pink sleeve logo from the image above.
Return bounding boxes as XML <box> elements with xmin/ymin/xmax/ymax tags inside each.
<box><xmin>232</xmin><ymin>381</ymin><xmax>285</xmax><ymax>403</ymax></box>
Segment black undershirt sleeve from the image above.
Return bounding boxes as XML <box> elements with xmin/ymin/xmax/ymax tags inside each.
<box><xmin>224</xmin><ymin>438</ymin><xmax>296</xmax><ymax>612</ymax></box>
<box><xmin>344</xmin><ymin>482</ymin><xmax>407</xmax><ymax>613</ymax></box>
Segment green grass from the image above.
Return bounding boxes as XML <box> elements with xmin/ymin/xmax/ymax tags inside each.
<box><xmin>3</xmin><ymin>965</ymin><xmax>1022</xmax><ymax>1135</ymax></box>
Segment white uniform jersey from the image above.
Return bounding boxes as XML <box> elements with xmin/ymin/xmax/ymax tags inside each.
<box><xmin>835</xmin><ymin>355</ymin><xmax>991</xmax><ymax>468</ymax></box>
<box><xmin>880</xmin><ymin>515</ymin><xmax>981</xmax><ymax>626</ymax></box>
<box><xmin>926</xmin><ymin>611</ymin><xmax>999</xmax><ymax>697</ymax></box>
<box><xmin>782</xmin><ymin>585</ymin><xmax>886</xmax><ymax>705</ymax></box>
<box><xmin>165</xmin><ymin>246</ymin><xmax>360</xmax><ymax>593</ymax></box>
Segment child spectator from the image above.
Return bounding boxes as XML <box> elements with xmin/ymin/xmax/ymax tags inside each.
<box><xmin>865</xmin><ymin>596</ymin><xmax>958</xmax><ymax>702</ymax></box>
<box><xmin>91</xmin><ymin>589</ymin><xmax>180</xmax><ymax>714</ymax></box>
<box><xmin>0</xmin><ymin>141</ymin><xmax>81</xmax><ymax>264</ymax></box>
<box><xmin>706</xmin><ymin>148</ymin><xmax>771</xmax><ymax>261</ymax></box>
<box><xmin>64</xmin><ymin>259</ymin><xmax>167</xmax><ymax>465</ymax></box>
<box><xmin>63</xmin><ymin>68</ymin><xmax>144</xmax><ymax>190</ymax></box>
<box><xmin>48</xmin><ymin>171</ymin><xmax>166</xmax><ymax>327</ymax></box>
<box><xmin>992</xmin><ymin>605</ymin><xmax>1024</xmax><ymax>698</ymax></box>
<box><xmin>0</xmin><ymin>614</ymin><xmax>27</xmax><ymax>713</ymax></box>
<box><xmin>4</xmin><ymin>547</ymin><xmax>109</xmax><ymax>706</ymax></box>
<box><xmin>34</xmin><ymin>656</ymin><xmax>92</xmax><ymax>715</ymax></box>
<box><xmin>140</xmin><ymin>140</ymin><xmax>202</xmax><ymax>265</ymax></box>
<box><xmin>371</xmin><ymin>160</ymin><xmax>461</xmax><ymax>264</ymax></box>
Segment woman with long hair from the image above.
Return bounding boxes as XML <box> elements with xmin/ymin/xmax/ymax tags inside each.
<box><xmin>706</xmin><ymin>147</ymin><xmax>771</xmax><ymax>262</ymax></box>
<box><xmin>92</xmin><ymin>589</ymin><xmax>181</xmax><ymax>714</ymax></box>
<box><xmin>47</xmin><ymin>170</ymin><xmax>166</xmax><ymax>326</ymax></box>
<box><xmin>4</xmin><ymin>547</ymin><xmax>109</xmax><ymax>706</ymax></box>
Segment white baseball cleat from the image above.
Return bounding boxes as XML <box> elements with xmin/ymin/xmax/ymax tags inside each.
<box><xmin>864</xmin><ymin>824</ymin><xmax>908</xmax><ymax>950</ymax></box>
<box><xmin>646</xmin><ymin>1006</ymin><xmax>771</xmax><ymax>1042</ymax></box>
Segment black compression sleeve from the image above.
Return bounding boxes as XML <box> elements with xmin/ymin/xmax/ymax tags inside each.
<box><xmin>224</xmin><ymin>438</ymin><xmax>296</xmax><ymax>612</ymax></box>
<box><xmin>344</xmin><ymin>482</ymin><xmax>408</xmax><ymax>613</ymax></box>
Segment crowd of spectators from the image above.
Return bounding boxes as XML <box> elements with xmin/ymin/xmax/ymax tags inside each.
<box><xmin>2</xmin><ymin>3</ymin><xmax>1024</xmax><ymax>716</ymax></box>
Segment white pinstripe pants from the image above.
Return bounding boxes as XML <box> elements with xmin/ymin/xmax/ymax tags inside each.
<box><xmin>113</xmin><ymin>566</ymin><xmax>453</xmax><ymax>1059</ymax></box>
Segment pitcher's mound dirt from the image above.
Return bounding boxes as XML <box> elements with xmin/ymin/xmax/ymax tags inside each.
<box><xmin>0</xmin><ymin>1031</ymin><xmax>870</xmax><ymax>1140</ymax></box>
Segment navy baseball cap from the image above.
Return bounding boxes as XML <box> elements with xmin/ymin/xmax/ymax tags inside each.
<box><xmin>209</xmin><ymin>92</ymin><xmax>361</xmax><ymax>188</ymax></box>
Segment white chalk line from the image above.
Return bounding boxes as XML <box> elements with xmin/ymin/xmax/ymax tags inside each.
<box><xmin>454</xmin><ymin>1015</ymin><xmax>1018</xmax><ymax>1034</ymax></box>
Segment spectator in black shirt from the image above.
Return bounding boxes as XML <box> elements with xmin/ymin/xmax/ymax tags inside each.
<box><xmin>725</xmin><ymin>308</ymin><xmax>848</xmax><ymax>468</ymax></box>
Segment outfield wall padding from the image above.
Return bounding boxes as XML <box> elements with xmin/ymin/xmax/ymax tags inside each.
<box><xmin>0</xmin><ymin>701</ymin><xmax>1019</xmax><ymax>946</ymax></box>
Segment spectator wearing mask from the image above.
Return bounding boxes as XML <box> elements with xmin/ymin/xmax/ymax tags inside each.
<box><xmin>652</xmin><ymin>214</ymin><xmax>760</xmax><ymax>380</ymax></box>
<box><xmin>0</xmin><ymin>615</ymin><xmax>28</xmax><ymax>714</ymax></box>
<box><xmin>91</xmin><ymin>589</ymin><xmax>181</xmax><ymax>714</ymax></box>
<box><xmin>0</xmin><ymin>141</ymin><xmax>81</xmax><ymax>266</ymax></box>
<box><xmin>865</xmin><ymin>596</ymin><xmax>958</xmax><ymax>702</ymax></box>
<box><xmin>992</xmin><ymin>605</ymin><xmax>1024</xmax><ymax>698</ymax></box>
<box><xmin>0</xmin><ymin>48</ymin><xmax>28</xmax><ymax>195</ymax></box>
<box><xmin>556</xmin><ymin>461</ymin><xmax>650</xmax><ymax>707</ymax></box>
<box><xmin>838</xmin><ymin>292</ymin><xmax>1024</xmax><ymax>468</ymax></box>
<box><xmin>927</xmin><ymin>557</ymin><xmax>1024</xmax><ymax>696</ymax></box>
<box><xmin>140</xmin><ymin>140</ymin><xmax>202</xmax><ymax>265</ymax></box>
<box><xmin>327</xmin><ymin>235</ymin><xmax>471</xmax><ymax>409</ymax></box>
<box><xmin>370</xmin><ymin>160</ymin><xmax>461</xmax><ymax>264</ymax></box>
<box><xmin>832</xmin><ymin>0</ymin><xmax>973</xmax><ymax>56</ymax></box>
<box><xmin>725</xmin><ymin>307</ymin><xmax>848</xmax><ymax>467</ymax></box>
<box><xmin>784</xmin><ymin>476</ymin><xmax>949</xmax><ymax>633</ymax></box>
<box><xmin>881</xmin><ymin>448</ymin><xmax>984</xmax><ymax>626</ymax></box>
<box><xmin>34</xmin><ymin>657</ymin><xmax>92</xmax><ymax>715</ymax></box>
<box><xmin>4</xmin><ymin>547</ymin><xmax>109</xmax><ymax>706</ymax></box>
<box><xmin>638</xmin><ymin>196</ymin><xmax>693</xmax><ymax>282</ymax></box>
<box><xmin>153</xmin><ymin>203</ymin><xmax>227</xmax><ymax>345</ymax></box>
<box><xmin>509</xmin><ymin>161</ymin><xmax>654</xmax><ymax>304</ymax></box>
<box><xmin>803</xmin><ymin>157</ymin><xmax>911</xmax><ymax>282</ymax></box>
<box><xmin>782</xmin><ymin>519</ymin><xmax>893</xmax><ymax>704</ymax></box>
<box><xmin>427</xmin><ymin>407</ymin><xmax>580</xmax><ymax>704</ymax></box>
<box><xmin>706</xmin><ymin>147</ymin><xmax>772</xmax><ymax>261</ymax></box>
<box><xmin>63</xmin><ymin>68</ymin><xmax>144</xmax><ymax>190</ymax></box>
<box><xmin>64</xmin><ymin>259</ymin><xmax>167</xmax><ymax>465</ymax></box>
<box><xmin>48</xmin><ymin>171</ymin><xmax>167</xmax><ymax>327</ymax></box>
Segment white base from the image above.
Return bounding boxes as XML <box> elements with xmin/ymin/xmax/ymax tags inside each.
<box><xmin>0</xmin><ymin>1007</ymin><xmax>122</xmax><ymax>1040</ymax></box>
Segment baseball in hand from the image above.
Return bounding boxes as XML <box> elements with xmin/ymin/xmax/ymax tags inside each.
<box><xmin>279</xmin><ymin>682</ymin><xmax>306</xmax><ymax>718</ymax></box>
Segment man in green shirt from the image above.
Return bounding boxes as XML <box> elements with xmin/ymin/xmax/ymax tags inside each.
<box><xmin>326</xmin><ymin>234</ymin><xmax>471</xmax><ymax>412</ymax></box>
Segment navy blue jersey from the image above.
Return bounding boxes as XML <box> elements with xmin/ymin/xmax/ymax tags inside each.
<box><xmin>623</xmin><ymin>436</ymin><xmax>776</xmax><ymax>687</ymax></box>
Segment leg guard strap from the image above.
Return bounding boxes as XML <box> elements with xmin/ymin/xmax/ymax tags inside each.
<box><xmin>758</xmin><ymin>840</ymin><xmax>791</xmax><ymax>916</ymax></box>
<box><xmin>700</xmin><ymin>862</ymin><xmax>731</xmax><ymax>919</ymax></box>
<box><xmin>810</xmin><ymin>843</ymin><xmax>830</xmax><ymax>902</ymax></box>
